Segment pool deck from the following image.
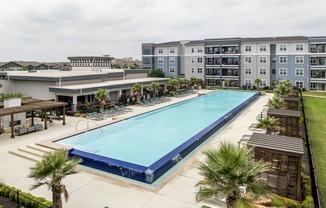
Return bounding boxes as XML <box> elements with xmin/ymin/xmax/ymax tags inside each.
<box><xmin>0</xmin><ymin>90</ymin><xmax>273</xmax><ymax>208</ymax></box>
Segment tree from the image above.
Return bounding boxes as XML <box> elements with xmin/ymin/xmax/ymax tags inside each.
<box><xmin>254</xmin><ymin>78</ymin><xmax>262</xmax><ymax>90</ymax></box>
<box><xmin>148</xmin><ymin>69</ymin><xmax>165</xmax><ymax>78</ymax></box>
<box><xmin>95</xmin><ymin>89</ymin><xmax>109</xmax><ymax>111</ymax></box>
<box><xmin>274</xmin><ymin>80</ymin><xmax>292</xmax><ymax>96</ymax></box>
<box><xmin>132</xmin><ymin>83</ymin><xmax>143</xmax><ymax>103</ymax></box>
<box><xmin>224</xmin><ymin>80</ymin><xmax>230</xmax><ymax>89</ymax></box>
<box><xmin>256</xmin><ymin>116</ymin><xmax>279</xmax><ymax>134</ymax></box>
<box><xmin>148</xmin><ymin>82</ymin><xmax>160</xmax><ymax>98</ymax></box>
<box><xmin>267</xmin><ymin>96</ymin><xmax>284</xmax><ymax>109</ymax></box>
<box><xmin>167</xmin><ymin>78</ymin><xmax>179</xmax><ymax>91</ymax></box>
<box><xmin>29</xmin><ymin>149</ymin><xmax>82</xmax><ymax>208</ymax></box>
<box><xmin>196</xmin><ymin>142</ymin><xmax>268</xmax><ymax>208</ymax></box>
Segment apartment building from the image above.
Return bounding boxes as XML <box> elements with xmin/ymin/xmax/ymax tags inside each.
<box><xmin>241</xmin><ymin>37</ymin><xmax>309</xmax><ymax>89</ymax></box>
<box><xmin>205</xmin><ymin>38</ymin><xmax>241</xmax><ymax>87</ymax></box>
<box><xmin>309</xmin><ymin>36</ymin><xmax>326</xmax><ymax>91</ymax></box>
<box><xmin>68</xmin><ymin>56</ymin><xmax>114</xmax><ymax>71</ymax></box>
<box><xmin>143</xmin><ymin>36</ymin><xmax>326</xmax><ymax>91</ymax></box>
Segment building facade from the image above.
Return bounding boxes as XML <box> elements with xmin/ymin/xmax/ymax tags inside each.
<box><xmin>142</xmin><ymin>36</ymin><xmax>326</xmax><ymax>91</ymax></box>
<box><xmin>68</xmin><ymin>56</ymin><xmax>114</xmax><ymax>71</ymax></box>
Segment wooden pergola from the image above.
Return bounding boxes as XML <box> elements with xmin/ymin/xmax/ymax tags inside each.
<box><xmin>247</xmin><ymin>132</ymin><xmax>304</xmax><ymax>201</ymax></box>
<box><xmin>0</xmin><ymin>99</ymin><xmax>67</xmax><ymax>138</ymax></box>
<box><xmin>267</xmin><ymin>109</ymin><xmax>301</xmax><ymax>137</ymax></box>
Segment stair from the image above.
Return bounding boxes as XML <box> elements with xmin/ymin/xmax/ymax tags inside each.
<box><xmin>9</xmin><ymin>144</ymin><xmax>53</xmax><ymax>162</ymax></box>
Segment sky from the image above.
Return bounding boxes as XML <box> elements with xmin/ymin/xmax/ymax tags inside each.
<box><xmin>0</xmin><ymin>0</ymin><xmax>325</xmax><ymax>62</ymax></box>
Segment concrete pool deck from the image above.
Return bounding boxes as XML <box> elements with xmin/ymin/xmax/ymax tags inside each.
<box><xmin>0</xmin><ymin>90</ymin><xmax>273</xmax><ymax>208</ymax></box>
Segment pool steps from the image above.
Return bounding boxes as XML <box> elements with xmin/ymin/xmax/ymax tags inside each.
<box><xmin>9</xmin><ymin>144</ymin><xmax>53</xmax><ymax>162</ymax></box>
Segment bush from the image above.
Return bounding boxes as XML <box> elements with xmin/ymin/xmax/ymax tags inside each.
<box><xmin>272</xmin><ymin>194</ymin><xmax>300</xmax><ymax>208</ymax></box>
<box><xmin>301</xmin><ymin>174</ymin><xmax>312</xmax><ymax>198</ymax></box>
<box><xmin>301</xmin><ymin>196</ymin><xmax>314</xmax><ymax>208</ymax></box>
<box><xmin>263</xmin><ymin>86</ymin><xmax>270</xmax><ymax>90</ymax></box>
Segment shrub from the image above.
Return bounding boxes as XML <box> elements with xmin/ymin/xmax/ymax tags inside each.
<box><xmin>263</xmin><ymin>86</ymin><xmax>270</xmax><ymax>90</ymax></box>
<box><xmin>9</xmin><ymin>190</ymin><xmax>17</xmax><ymax>201</ymax></box>
<box><xmin>301</xmin><ymin>174</ymin><xmax>312</xmax><ymax>198</ymax></box>
<box><xmin>301</xmin><ymin>196</ymin><xmax>314</xmax><ymax>208</ymax></box>
<box><xmin>272</xmin><ymin>194</ymin><xmax>300</xmax><ymax>208</ymax></box>
<box><xmin>273</xmin><ymin>198</ymin><xmax>285</xmax><ymax>207</ymax></box>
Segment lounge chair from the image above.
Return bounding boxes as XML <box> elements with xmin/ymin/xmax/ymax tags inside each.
<box><xmin>248</xmin><ymin>123</ymin><xmax>263</xmax><ymax>132</ymax></box>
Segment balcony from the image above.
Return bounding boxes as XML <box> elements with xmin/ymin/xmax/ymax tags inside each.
<box><xmin>222</xmin><ymin>69</ymin><xmax>239</xmax><ymax>77</ymax></box>
<box><xmin>311</xmin><ymin>70</ymin><xmax>326</xmax><ymax>79</ymax></box>
<box><xmin>221</xmin><ymin>58</ymin><xmax>239</xmax><ymax>66</ymax></box>
<box><xmin>206</xmin><ymin>69</ymin><xmax>220</xmax><ymax>76</ymax></box>
<box><xmin>206</xmin><ymin>58</ymin><xmax>220</xmax><ymax>65</ymax></box>
<box><xmin>206</xmin><ymin>47</ymin><xmax>221</xmax><ymax>54</ymax></box>
<box><xmin>311</xmin><ymin>58</ymin><xmax>326</xmax><ymax>66</ymax></box>
<box><xmin>311</xmin><ymin>44</ymin><xmax>326</xmax><ymax>53</ymax></box>
<box><xmin>221</xmin><ymin>46</ymin><xmax>239</xmax><ymax>54</ymax></box>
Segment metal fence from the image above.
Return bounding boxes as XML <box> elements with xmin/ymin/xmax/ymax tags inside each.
<box><xmin>0</xmin><ymin>183</ymin><xmax>52</xmax><ymax>208</ymax></box>
<box><xmin>299</xmin><ymin>89</ymin><xmax>322</xmax><ymax>208</ymax></box>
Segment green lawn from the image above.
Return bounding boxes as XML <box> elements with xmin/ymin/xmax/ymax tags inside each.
<box><xmin>303</xmin><ymin>91</ymin><xmax>326</xmax><ymax>97</ymax></box>
<box><xmin>304</xmin><ymin>96</ymin><xmax>326</xmax><ymax>205</ymax></box>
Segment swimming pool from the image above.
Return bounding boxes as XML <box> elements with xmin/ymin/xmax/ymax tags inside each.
<box><xmin>56</xmin><ymin>90</ymin><xmax>259</xmax><ymax>184</ymax></box>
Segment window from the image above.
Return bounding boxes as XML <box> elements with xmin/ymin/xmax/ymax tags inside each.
<box><xmin>191</xmin><ymin>48</ymin><xmax>194</xmax><ymax>53</ymax></box>
<box><xmin>169</xmin><ymin>57</ymin><xmax>175</xmax><ymax>64</ymax></box>
<box><xmin>245</xmin><ymin>79</ymin><xmax>252</xmax><ymax>86</ymax></box>
<box><xmin>197</xmin><ymin>47</ymin><xmax>203</xmax><ymax>53</ymax></box>
<box><xmin>169</xmin><ymin>48</ymin><xmax>175</xmax><ymax>53</ymax></box>
<box><xmin>191</xmin><ymin>67</ymin><xmax>194</xmax><ymax>73</ymax></box>
<box><xmin>158</xmin><ymin>57</ymin><xmax>163</xmax><ymax>64</ymax></box>
<box><xmin>245</xmin><ymin>56</ymin><xmax>252</xmax><ymax>63</ymax></box>
<box><xmin>279</xmin><ymin>68</ymin><xmax>287</xmax><ymax>76</ymax></box>
<box><xmin>279</xmin><ymin>56</ymin><xmax>287</xmax><ymax>64</ymax></box>
<box><xmin>197</xmin><ymin>68</ymin><xmax>203</xmax><ymax>73</ymax></box>
<box><xmin>261</xmin><ymin>79</ymin><xmax>267</xmax><ymax>87</ymax></box>
<box><xmin>191</xmin><ymin>57</ymin><xmax>195</xmax><ymax>63</ymax></box>
<box><xmin>260</xmin><ymin>45</ymin><xmax>267</xmax><ymax>52</ymax></box>
<box><xmin>311</xmin><ymin>83</ymin><xmax>317</xmax><ymax>89</ymax></box>
<box><xmin>295</xmin><ymin>68</ymin><xmax>304</xmax><ymax>76</ymax></box>
<box><xmin>259</xmin><ymin>68</ymin><xmax>267</xmax><ymax>75</ymax></box>
<box><xmin>245</xmin><ymin>45</ymin><xmax>251</xmax><ymax>52</ymax></box>
<box><xmin>296</xmin><ymin>44</ymin><xmax>304</xmax><ymax>51</ymax></box>
<box><xmin>295</xmin><ymin>56</ymin><xmax>304</xmax><ymax>64</ymax></box>
<box><xmin>295</xmin><ymin>81</ymin><xmax>304</xmax><ymax>88</ymax></box>
<box><xmin>245</xmin><ymin>68</ymin><xmax>252</xmax><ymax>75</ymax></box>
<box><xmin>158</xmin><ymin>48</ymin><xmax>163</xmax><ymax>53</ymax></box>
<box><xmin>158</xmin><ymin>67</ymin><xmax>163</xmax><ymax>71</ymax></box>
<box><xmin>169</xmin><ymin>67</ymin><xmax>175</xmax><ymax>73</ymax></box>
<box><xmin>197</xmin><ymin>57</ymin><xmax>203</xmax><ymax>63</ymax></box>
<box><xmin>280</xmin><ymin>44</ymin><xmax>287</xmax><ymax>51</ymax></box>
<box><xmin>259</xmin><ymin>56</ymin><xmax>267</xmax><ymax>63</ymax></box>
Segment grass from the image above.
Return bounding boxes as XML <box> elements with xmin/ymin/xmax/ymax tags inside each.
<box><xmin>304</xmin><ymin>96</ymin><xmax>326</xmax><ymax>206</ymax></box>
<box><xmin>303</xmin><ymin>91</ymin><xmax>326</xmax><ymax>97</ymax></box>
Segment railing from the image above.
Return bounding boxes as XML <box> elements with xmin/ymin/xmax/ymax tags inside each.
<box><xmin>75</xmin><ymin>120</ymin><xmax>103</xmax><ymax>135</ymax></box>
<box><xmin>0</xmin><ymin>182</ymin><xmax>52</xmax><ymax>208</ymax></box>
<box><xmin>299</xmin><ymin>89</ymin><xmax>322</xmax><ymax>208</ymax></box>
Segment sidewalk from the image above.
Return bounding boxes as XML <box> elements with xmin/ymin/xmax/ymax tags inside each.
<box><xmin>0</xmin><ymin>90</ymin><xmax>273</xmax><ymax>208</ymax></box>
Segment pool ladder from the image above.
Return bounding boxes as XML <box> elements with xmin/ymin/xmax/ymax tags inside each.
<box><xmin>76</xmin><ymin>120</ymin><xmax>103</xmax><ymax>135</ymax></box>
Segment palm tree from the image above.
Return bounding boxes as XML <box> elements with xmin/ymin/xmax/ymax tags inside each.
<box><xmin>95</xmin><ymin>89</ymin><xmax>109</xmax><ymax>111</ymax></box>
<box><xmin>196</xmin><ymin>142</ymin><xmax>268</xmax><ymax>208</ymax></box>
<box><xmin>132</xmin><ymin>83</ymin><xmax>143</xmax><ymax>103</ymax></box>
<box><xmin>256</xmin><ymin>116</ymin><xmax>279</xmax><ymax>134</ymax></box>
<box><xmin>274</xmin><ymin>80</ymin><xmax>292</xmax><ymax>96</ymax></box>
<box><xmin>267</xmin><ymin>96</ymin><xmax>284</xmax><ymax>109</ymax></box>
<box><xmin>224</xmin><ymin>80</ymin><xmax>230</xmax><ymax>89</ymax></box>
<box><xmin>254</xmin><ymin>78</ymin><xmax>262</xmax><ymax>91</ymax></box>
<box><xmin>167</xmin><ymin>78</ymin><xmax>179</xmax><ymax>91</ymax></box>
<box><xmin>148</xmin><ymin>82</ymin><xmax>160</xmax><ymax>98</ymax></box>
<box><xmin>29</xmin><ymin>149</ymin><xmax>82</xmax><ymax>208</ymax></box>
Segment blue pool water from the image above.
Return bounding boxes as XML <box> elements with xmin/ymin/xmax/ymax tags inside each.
<box><xmin>56</xmin><ymin>90</ymin><xmax>259</xmax><ymax>183</ymax></box>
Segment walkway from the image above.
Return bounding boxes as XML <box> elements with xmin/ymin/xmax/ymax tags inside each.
<box><xmin>0</xmin><ymin>90</ymin><xmax>273</xmax><ymax>208</ymax></box>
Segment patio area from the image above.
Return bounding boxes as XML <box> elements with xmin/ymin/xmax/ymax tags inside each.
<box><xmin>0</xmin><ymin>90</ymin><xmax>273</xmax><ymax>208</ymax></box>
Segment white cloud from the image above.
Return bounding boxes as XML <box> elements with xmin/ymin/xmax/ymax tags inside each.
<box><xmin>0</xmin><ymin>0</ymin><xmax>325</xmax><ymax>61</ymax></box>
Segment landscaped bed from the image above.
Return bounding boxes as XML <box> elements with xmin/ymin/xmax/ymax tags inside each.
<box><xmin>304</xmin><ymin>95</ymin><xmax>326</xmax><ymax>207</ymax></box>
